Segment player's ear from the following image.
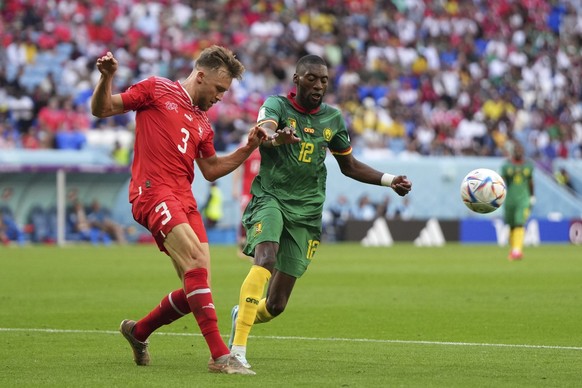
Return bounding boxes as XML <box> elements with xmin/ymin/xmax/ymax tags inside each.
<box><xmin>292</xmin><ymin>73</ymin><xmax>299</xmax><ymax>85</ymax></box>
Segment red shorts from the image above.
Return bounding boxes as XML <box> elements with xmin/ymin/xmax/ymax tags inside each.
<box><xmin>240</xmin><ymin>194</ymin><xmax>252</xmax><ymax>214</ymax></box>
<box><xmin>239</xmin><ymin>194</ymin><xmax>253</xmax><ymax>238</ymax></box>
<box><xmin>131</xmin><ymin>189</ymin><xmax>208</xmax><ymax>253</ymax></box>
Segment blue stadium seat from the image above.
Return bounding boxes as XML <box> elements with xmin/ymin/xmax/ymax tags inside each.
<box><xmin>55</xmin><ymin>132</ymin><xmax>87</xmax><ymax>150</ymax></box>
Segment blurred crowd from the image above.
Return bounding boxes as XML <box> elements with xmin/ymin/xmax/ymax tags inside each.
<box><xmin>1</xmin><ymin>0</ymin><xmax>582</xmax><ymax>166</ymax></box>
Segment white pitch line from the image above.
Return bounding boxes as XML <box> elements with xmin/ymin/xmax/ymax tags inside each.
<box><xmin>1</xmin><ymin>327</ymin><xmax>581</xmax><ymax>351</ymax></box>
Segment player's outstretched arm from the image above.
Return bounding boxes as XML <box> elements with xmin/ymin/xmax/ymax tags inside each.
<box><xmin>197</xmin><ymin>126</ymin><xmax>268</xmax><ymax>182</ymax></box>
<box><xmin>91</xmin><ymin>51</ymin><xmax>125</xmax><ymax>118</ymax></box>
<box><xmin>334</xmin><ymin>153</ymin><xmax>412</xmax><ymax>197</ymax></box>
<box><xmin>257</xmin><ymin>121</ymin><xmax>301</xmax><ymax>148</ymax></box>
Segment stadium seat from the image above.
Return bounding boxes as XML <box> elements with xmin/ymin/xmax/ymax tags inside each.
<box><xmin>55</xmin><ymin>132</ymin><xmax>87</xmax><ymax>150</ymax></box>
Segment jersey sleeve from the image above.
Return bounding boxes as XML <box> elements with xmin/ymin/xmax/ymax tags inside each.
<box><xmin>256</xmin><ymin>97</ymin><xmax>284</xmax><ymax>129</ymax></box>
<box><xmin>328</xmin><ymin>109</ymin><xmax>352</xmax><ymax>155</ymax></box>
<box><xmin>198</xmin><ymin>126</ymin><xmax>216</xmax><ymax>159</ymax></box>
<box><xmin>120</xmin><ymin>77</ymin><xmax>155</xmax><ymax>111</ymax></box>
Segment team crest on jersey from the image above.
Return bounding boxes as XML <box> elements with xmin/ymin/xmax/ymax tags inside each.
<box><xmin>253</xmin><ymin>222</ymin><xmax>263</xmax><ymax>235</ymax></box>
<box><xmin>165</xmin><ymin>101</ymin><xmax>178</xmax><ymax>112</ymax></box>
<box><xmin>323</xmin><ymin>128</ymin><xmax>333</xmax><ymax>141</ymax></box>
<box><xmin>287</xmin><ymin>118</ymin><xmax>297</xmax><ymax>130</ymax></box>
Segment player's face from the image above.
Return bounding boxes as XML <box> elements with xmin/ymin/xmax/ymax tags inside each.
<box><xmin>294</xmin><ymin>64</ymin><xmax>328</xmax><ymax>111</ymax></box>
<box><xmin>197</xmin><ymin>68</ymin><xmax>232</xmax><ymax>111</ymax></box>
<box><xmin>513</xmin><ymin>143</ymin><xmax>524</xmax><ymax>160</ymax></box>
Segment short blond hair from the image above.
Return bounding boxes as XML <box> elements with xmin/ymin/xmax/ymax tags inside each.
<box><xmin>195</xmin><ymin>45</ymin><xmax>245</xmax><ymax>80</ymax></box>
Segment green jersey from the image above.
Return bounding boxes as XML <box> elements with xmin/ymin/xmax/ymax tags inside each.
<box><xmin>253</xmin><ymin>93</ymin><xmax>352</xmax><ymax>218</ymax></box>
<box><xmin>500</xmin><ymin>159</ymin><xmax>534</xmax><ymax>206</ymax></box>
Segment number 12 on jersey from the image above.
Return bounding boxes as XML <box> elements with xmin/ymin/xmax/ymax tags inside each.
<box><xmin>298</xmin><ymin>142</ymin><xmax>314</xmax><ymax>163</ymax></box>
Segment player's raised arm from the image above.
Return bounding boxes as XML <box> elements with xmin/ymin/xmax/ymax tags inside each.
<box><xmin>91</xmin><ymin>51</ymin><xmax>125</xmax><ymax>118</ymax></box>
<box><xmin>334</xmin><ymin>153</ymin><xmax>412</xmax><ymax>196</ymax></box>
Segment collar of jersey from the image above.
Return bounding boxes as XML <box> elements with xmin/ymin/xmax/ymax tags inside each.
<box><xmin>287</xmin><ymin>91</ymin><xmax>321</xmax><ymax>115</ymax></box>
<box><xmin>178</xmin><ymin>81</ymin><xmax>195</xmax><ymax>107</ymax></box>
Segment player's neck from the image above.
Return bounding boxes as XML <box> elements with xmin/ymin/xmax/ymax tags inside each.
<box><xmin>180</xmin><ymin>79</ymin><xmax>196</xmax><ymax>106</ymax></box>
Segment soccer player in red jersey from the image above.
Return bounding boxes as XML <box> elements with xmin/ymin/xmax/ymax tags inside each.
<box><xmin>232</xmin><ymin>145</ymin><xmax>261</xmax><ymax>258</ymax></box>
<box><xmin>91</xmin><ymin>46</ymin><xmax>266</xmax><ymax>375</ymax></box>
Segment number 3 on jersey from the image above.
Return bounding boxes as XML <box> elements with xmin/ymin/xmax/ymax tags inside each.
<box><xmin>155</xmin><ymin>202</ymin><xmax>172</xmax><ymax>225</ymax></box>
<box><xmin>178</xmin><ymin>128</ymin><xmax>189</xmax><ymax>154</ymax></box>
<box><xmin>298</xmin><ymin>142</ymin><xmax>314</xmax><ymax>163</ymax></box>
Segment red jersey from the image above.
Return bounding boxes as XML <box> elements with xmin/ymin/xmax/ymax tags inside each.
<box><xmin>120</xmin><ymin>76</ymin><xmax>216</xmax><ymax>205</ymax></box>
<box><xmin>242</xmin><ymin>147</ymin><xmax>261</xmax><ymax>195</ymax></box>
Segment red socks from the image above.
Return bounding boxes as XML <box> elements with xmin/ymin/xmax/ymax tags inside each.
<box><xmin>131</xmin><ymin>268</ymin><xmax>229</xmax><ymax>360</ymax></box>
<box><xmin>183</xmin><ymin>268</ymin><xmax>229</xmax><ymax>360</ymax></box>
<box><xmin>133</xmin><ymin>289</ymin><xmax>190</xmax><ymax>342</ymax></box>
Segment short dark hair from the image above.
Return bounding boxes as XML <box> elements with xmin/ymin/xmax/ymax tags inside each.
<box><xmin>196</xmin><ymin>45</ymin><xmax>245</xmax><ymax>80</ymax></box>
<box><xmin>296</xmin><ymin>55</ymin><xmax>327</xmax><ymax>74</ymax></box>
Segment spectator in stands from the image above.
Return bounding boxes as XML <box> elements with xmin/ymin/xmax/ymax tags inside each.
<box><xmin>232</xmin><ymin>144</ymin><xmax>261</xmax><ymax>258</ymax></box>
<box><xmin>201</xmin><ymin>181</ymin><xmax>224</xmax><ymax>230</ymax></box>
<box><xmin>351</xmin><ymin>194</ymin><xmax>378</xmax><ymax>221</ymax></box>
<box><xmin>67</xmin><ymin>199</ymin><xmax>92</xmax><ymax>242</ymax></box>
<box><xmin>86</xmin><ymin>199</ymin><xmax>128</xmax><ymax>245</ymax></box>
<box><xmin>7</xmin><ymin>87</ymin><xmax>35</xmax><ymax>134</ymax></box>
<box><xmin>392</xmin><ymin>196</ymin><xmax>413</xmax><ymax>220</ymax></box>
<box><xmin>37</xmin><ymin>96</ymin><xmax>63</xmax><ymax>133</ymax></box>
<box><xmin>324</xmin><ymin>194</ymin><xmax>352</xmax><ymax>242</ymax></box>
<box><xmin>0</xmin><ymin>205</ymin><xmax>25</xmax><ymax>245</ymax></box>
<box><xmin>0</xmin><ymin>122</ymin><xmax>19</xmax><ymax>149</ymax></box>
<box><xmin>0</xmin><ymin>216</ymin><xmax>11</xmax><ymax>245</ymax></box>
<box><xmin>1</xmin><ymin>0</ymin><xmax>581</xmax><ymax>162</ymax></box>
<box><xmin>111</xmin><ymin>140</ymin><xmax>131</xmax><ymax>166</ymax></box>
<box><xmin>555</xmin><ymin>167</ymin><xmax>575</xmax><ymax>192</ymax></box>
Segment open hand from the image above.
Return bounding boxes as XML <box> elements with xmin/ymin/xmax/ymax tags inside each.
<box><xmin>271</xmin><ymin>126</ymin><xmax>301</xmax><ymax>145</ymax></box>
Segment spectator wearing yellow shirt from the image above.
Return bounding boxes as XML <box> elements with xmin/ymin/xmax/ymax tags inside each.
<box><xmin>481</xmin><ymin>90</ymin><xmax>515</xmax><ymax>122</ymax></box>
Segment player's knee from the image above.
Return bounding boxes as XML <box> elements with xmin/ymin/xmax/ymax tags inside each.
<box><xmin>254</xmin><ymin>244</ymin><xmax>277</xmax><ymax>270</ymax></box>
<box><xmin>266</xmin><ymin>299</ymin><xmax>286</xmax><ymax>317</ymax></box>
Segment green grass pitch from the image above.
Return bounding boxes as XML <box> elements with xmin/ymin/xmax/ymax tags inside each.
<box><xmin>1</xmin><ymin>243</ymin><xmax>581</xmax><ymax>387</ymax></box>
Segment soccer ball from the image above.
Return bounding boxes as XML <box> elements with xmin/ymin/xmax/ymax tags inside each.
<box><xmin>460</xmin><ymin>168</ymin><xmax>507</xmax><ymax>214</ymax></box>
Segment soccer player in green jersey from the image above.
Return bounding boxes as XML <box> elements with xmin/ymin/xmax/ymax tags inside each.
<box><xmin>227</xmin><ymin>55</ymin><xmax>412</xmax><ymax>370</ymax></box>
<box><xmin>501</xmin><ymin>142</ymin><xmax>535</xmax><ymax>260</ymax></box>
